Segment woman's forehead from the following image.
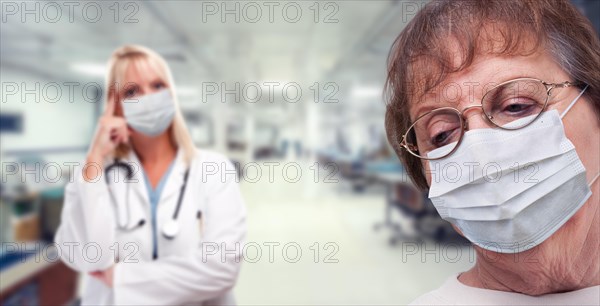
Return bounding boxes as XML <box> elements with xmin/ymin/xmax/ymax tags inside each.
<box><xmin>402</xmin><ymin>21</ymin><xmax>547</xmax><ymax>105</ymax></box>
<box><xmin>124</xmin><ymin>58</ymin><xmax>164</xmax><ymax>84</ymax></box>
<box><xmin>407</xmin><ymin>51</ymin><xmax>563</xmax><ymax>118</ymax></box>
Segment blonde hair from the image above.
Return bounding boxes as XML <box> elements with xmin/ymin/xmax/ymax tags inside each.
<box><xmin>105</xmin><ymin>44</ymin><xmax>196</xmax><ymax>165</ymax></box>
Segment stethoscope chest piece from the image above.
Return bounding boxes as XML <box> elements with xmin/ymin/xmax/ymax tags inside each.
<box><xmin>162</xmin><ymin>219</ymin><xmax>180</xmax><ymax>240</ymax></box>
<box><xmin>107</xmin><ymin>159</ymin><xmax>191</xmax><ymax>239</ymax></box>
<box><xmin>161</xmin><ymin>167</ymin><xmax>190</xmax><ymax>240</ymax></box>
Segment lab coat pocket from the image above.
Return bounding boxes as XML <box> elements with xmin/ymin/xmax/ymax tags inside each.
<box><xmin>155</xmin><ymin>194</ymin><xmax>203</xmax><ymax>258</ymax></box>
<box><xmin>197</xmin><ymin>195</ymin><xmax>209</xmax><ymax>242</ymax></box>
<box><xmin>114</xmin><ymin>225</ymin><xmax>147</xmax><ymax>263</ymax></box>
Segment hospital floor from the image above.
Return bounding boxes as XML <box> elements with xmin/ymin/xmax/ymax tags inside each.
<box><xmin>234</xmin><ymin>160</ymin><xmax>474</xmax><ymax>305</ymax></box>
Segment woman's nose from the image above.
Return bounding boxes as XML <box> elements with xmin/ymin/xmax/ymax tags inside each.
<box><xmin>462</xmin><ymin>107</ymin><xmax>494</xmax><ymax>131</ymax></box>
<box><xmin>139</xmin><ymin>86</ymin><xmax>151</xmax><ymax>96</ymax></box>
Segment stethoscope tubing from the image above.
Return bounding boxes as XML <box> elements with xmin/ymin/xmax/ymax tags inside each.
<box><xmin>105</xmin><ymin>159</ymin><xmax>190</xmax><ymax>237</ymax></box>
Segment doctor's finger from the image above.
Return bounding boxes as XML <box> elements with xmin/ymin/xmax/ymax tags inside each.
<box><xmin>115</xmin><ymin>126</ymin><xmax>130</xmax><ymax>144</ymax></box>
<box><xmin>101</xmin><ymin>116</ymin><xmax>128</xmax><ymax>130</ymax></box>
<box><xmin>108</xmin><ymin>124</ymin><xmax>128</xmax><ymax>144</ymax></box>
<box><xmin>103</xmin><ymin>95</ymin><xmax>117</xmax><ymax>117</ymax></box>
<box><xmin>98</xmin><ymin>117</ymin><xmax>120</xmax><ymax>134</ymax></box>
<box><xmin>112</xmin><ymin>118</ymin><xmax>130</xmax><ymax>140</ymax></box>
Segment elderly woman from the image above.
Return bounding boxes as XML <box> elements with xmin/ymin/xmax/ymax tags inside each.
<box><xmin>385</xmin><ymin>0</ymin><xmax>599</xmax><ymax>304</ymax></box>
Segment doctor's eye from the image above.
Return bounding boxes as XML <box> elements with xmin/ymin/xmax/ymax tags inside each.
<box><xmin>124</xmin><ymin>85</ymin><xmax>139</xmax><ymax>98</ymax></box>
<box><xmin>152</xmin><ymin>81</ymin><xmax>166</xmax><ymax>90</ymax></box>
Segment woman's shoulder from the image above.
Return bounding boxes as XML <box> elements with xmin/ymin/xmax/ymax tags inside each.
<box><xmin>190</xmin><ymin>148</ymin><xmax>239</xmax><ymax>183</ymax></box>
<box><xmin>409</xmin><ymin>273</ymin><xmax>600</xmax><ymax>305</ymax></box>
<box><xmin>409</xmin><ymin>272</ymin><xmax>511</xmax><ymax>305</ymax></box>
<box><xmin>409</xmin><ymin>291</ymin><xmax>448</xmax><ymax>305</ymax></box>
<box><xmin>409</xmin><ymin>273</ymin><xmax>468</xmax><ymax>305</ymax></box>
<box><xmin>409</xmin><ymin>277</ymin><xmax>457</xmax><ymax>305</ymax></box>
<box><xmin>189</xmin><ymin>149</ymin><xmax>242</xmax><ymax>196</ymax></box>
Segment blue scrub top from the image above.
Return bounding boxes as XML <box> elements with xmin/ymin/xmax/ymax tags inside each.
<box><xmin>141</xmin><ymin>159</ymin><xmax>176</xmax><ymax>259</ymax></box>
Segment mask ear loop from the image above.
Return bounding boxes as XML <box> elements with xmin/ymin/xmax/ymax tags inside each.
<box><xmin>589</xmin><ymin>172</ymin><xmax>600</xmax><ymax>187</ymax></box>
<box><xmin>560</xmin><ymin>84</ymin><xmax>589</xmax><ymax>119</ymax></box>
<box><xmin>557</xmin><ymin>84</ymin><xmax>597</xmax><ymax>188</ymax></box>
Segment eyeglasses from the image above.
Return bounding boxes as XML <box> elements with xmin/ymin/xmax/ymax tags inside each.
<box><xmin>400</xmin><ymin>78</ymin><xmax>583</xmax><ymax>160</ymax></box>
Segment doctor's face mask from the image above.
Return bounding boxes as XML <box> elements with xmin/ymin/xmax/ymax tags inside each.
<box><xmin>427</xmin><ymin>85</ymin><xmax>600</xmax><ymax>253</ymax></box>
<box><xmin>122</xmin><ymin>89</ymin><xmax>176</xmax><ymax>137</ymax></box>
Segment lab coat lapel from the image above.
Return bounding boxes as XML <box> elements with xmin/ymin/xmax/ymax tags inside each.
<box><xmin>126</xmin><ymin>150</ymin><xmax>151</xmax><ymax>208</ymax></box>
<box><xmin>126</xmin><ymin>148</ymin><xmax>186</xmax><ymax>206</ymax></box>
<box><xmin>159</xmin><ymin>148</ymin><xmax>186</xmax><ymax>203</ymax></box>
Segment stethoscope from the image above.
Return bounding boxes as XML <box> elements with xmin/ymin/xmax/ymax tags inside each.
<box><xmin>105</xmin><ymin>159</ymin><xmax>190</xmax><ymax>239</ymax></box>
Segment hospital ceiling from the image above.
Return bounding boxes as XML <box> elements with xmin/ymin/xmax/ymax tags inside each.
<box><xmin>1</xmin><ymin>0</ymin><xmax>413</xmax><ymax>125</ymax></box>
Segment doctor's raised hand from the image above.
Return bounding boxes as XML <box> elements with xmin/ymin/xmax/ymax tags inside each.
<box><xmin>84</xmin><ymin>92</ymin><xmax>130</xmax><ymax>182</ymax></box>
<box><xmin>55</xmin><ymin>45</ymin><xmax>247</xmax><ymax>306</ymax></box>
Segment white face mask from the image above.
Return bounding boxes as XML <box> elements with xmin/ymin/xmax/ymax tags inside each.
<box><xmin>122</xmin><ymin>89</ymin><xmax>175</xmax><ymax>137</ymax></box>
<box><xmin>427</xmin><ymin>85</ymin><xmax>599</xmax><ymax>253</ymax></box>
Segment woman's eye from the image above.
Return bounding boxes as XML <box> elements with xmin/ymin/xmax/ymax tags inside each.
<box><xmin>501</xmin><ymin>99</ymin><xmax>537</xmax><ymax>115</ymax></box>
<box><xmin>124</xmin><ymin>89</ymin><xmax>136</xmax><ymax>98</ymax></box>
<box><xmin>505</xmin><ymin>104</ymin><xmax>528</xmax><ymax>112</ymax></box>
<box><xmin>430</xmin><ymin>128</ymin><xmax>457</xmax><ymax>148</ymax></box>
<box><xmin>123</xmin><ymin>85</ymin><xmax>139</xmax><ymax>98</ymax></box>
<box><xmin>153</xmin><ymin>82</ymin><xmax>165</xmax><ymax>90</ymax></box>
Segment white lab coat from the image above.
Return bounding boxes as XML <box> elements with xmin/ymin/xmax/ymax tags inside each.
<box><xmin>55</xmin><ymin>148</ymin><xmax>247</xmax><ymax>305</ymax></box>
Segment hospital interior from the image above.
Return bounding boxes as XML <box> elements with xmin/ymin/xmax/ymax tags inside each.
<box><xmin>1</xmin><ymin>1</ymin><xmax>599</xmax><ymax>305</ymax></box>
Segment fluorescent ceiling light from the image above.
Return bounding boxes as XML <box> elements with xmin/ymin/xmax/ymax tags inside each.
<box><xmin>70</xmin><ymin>63</ymin><xmax>106</xmax><ymax>77</ymax></box>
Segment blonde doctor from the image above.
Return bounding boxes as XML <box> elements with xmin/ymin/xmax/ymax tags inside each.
<box><xmin>55</xmin><ymin>45</ymin><xmax>247</xmax><ymax>305</ymax></box>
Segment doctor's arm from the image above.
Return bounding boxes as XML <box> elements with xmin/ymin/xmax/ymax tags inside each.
<box><xmin>54</xmin><ymin>97</ymin><xmax>128</xmax><ymax>273</ymax></box>
<box><xmin>112</xmin><ymin>163</ymin><xmax>247</xmax><ymax>305</ymax></box>
<box><xmin>54</xmin><ymin>167</ymin><xmax>118</xmax><ymax>272</ymax></box>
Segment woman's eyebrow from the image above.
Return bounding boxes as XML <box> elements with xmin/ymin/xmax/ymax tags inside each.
<box><xmin>410</xmin><ymin>102</ymin><xmax>439</xmax><ymax>122</ymax></box>
<box><xmin>123</xmin><ymin>83</ymin><xmax>139</xmax><ymax>93</ymax></box>
<box><xmin>410</xmin><ymin>74</ymin><xmax>539</xmax><ymax>120</ymax></box>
